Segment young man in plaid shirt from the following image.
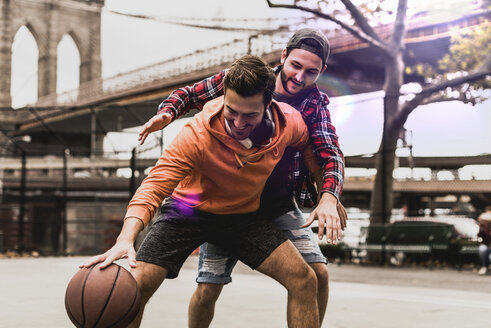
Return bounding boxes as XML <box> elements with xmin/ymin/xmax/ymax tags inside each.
<box><xmin>139</xmin><ymin>28</ymin><xmax>345</xmax><ymax>327</ymax></box>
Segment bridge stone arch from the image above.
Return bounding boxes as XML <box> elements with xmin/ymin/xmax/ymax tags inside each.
<box><xmin>0</xmin><ymin>0</ymin><xmax>104</xmax><ymax>107</ymax></box>
<box><xmin>13</xmin><ymin>21</ymin><xmax>41</xmax><ymax>46</ymax></box>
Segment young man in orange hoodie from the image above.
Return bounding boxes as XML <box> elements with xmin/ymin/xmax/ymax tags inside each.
<box><xmin>138</xmin><ymin>29</ymin><xmax>345</xmax><ymax>327</ymax></box>
<box><xmin>81</xmin><ymin>55</ymin><xmax>325</xmax><ymax>328</ymax></box>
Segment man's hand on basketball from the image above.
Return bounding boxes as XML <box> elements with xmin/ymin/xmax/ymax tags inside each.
<box><xmin>79</xmin><ymin>239</ymin><xmax>137</xmax><ymax>270</ymax></box>
<box><xmin>302</xmin><ymin>193</ymin><xmax>343</xmax><ymax>244</ymax></box>
<box><xmin>80</xmin><ymin>217</ymin><xmax>144</xmax><ymax>269</ymax></box>
<box><xmin>138</xmin><ymin>113</ymin><xmax>173</xmax><ymax>145</ymax></box>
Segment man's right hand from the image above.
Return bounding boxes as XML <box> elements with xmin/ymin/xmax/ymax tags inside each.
<box><xmin>79</xmin><ymin>239</ymin><xmax>137</xmax><ymax>270</ymax></box>
<box><xmin>138</xmin><ymin>113</ymin><xmax>173</xmax><ymax>145</ymax></box>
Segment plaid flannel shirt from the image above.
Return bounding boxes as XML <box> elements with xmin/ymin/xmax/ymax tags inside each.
<box><xmin>157</xmin><ymin>68</ymin><xmax>344</xmax><ymax>206</ymax></box>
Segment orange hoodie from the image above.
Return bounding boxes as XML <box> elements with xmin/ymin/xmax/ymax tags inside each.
<box><xmin>126</xmin><ymin>96</ymin><xmax>319</xmax><ymax>226</ymax></box>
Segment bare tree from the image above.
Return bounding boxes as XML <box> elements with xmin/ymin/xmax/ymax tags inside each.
<box><xmin>267</xmin><ymin>0</ymin><xmax>491</xmax><ymax>224</ymax></box>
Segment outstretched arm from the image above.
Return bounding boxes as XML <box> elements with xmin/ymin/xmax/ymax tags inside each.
<box><xmin>138</xmin><ymin>70</ymin><xmax>226</xmax><ymax>144</ymax></box>
<box><xmin>286</xmin><ymin>107</ymin><xmax>345</xmax><ymax>244</ymax></box>
<box><xmin>81</xmin><ymin>124</ymin><xmax>201</xmax><ymax>269</ymax></box>
<box><xmin>297</xmin><ymin>94</ymin><xmax>346</xmax><ymax>243</ymax></box>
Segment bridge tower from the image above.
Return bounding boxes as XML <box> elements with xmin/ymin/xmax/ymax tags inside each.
<box><xmin>0</xmin><ymin>0</ymin><xmax>104</xmax><ymax>107</ymax></box>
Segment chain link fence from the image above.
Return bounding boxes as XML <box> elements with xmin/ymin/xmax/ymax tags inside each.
<box><xmin>0</xmin><ymin>150</ymin><xmax>153</xmax><ymax>255</ymax></box>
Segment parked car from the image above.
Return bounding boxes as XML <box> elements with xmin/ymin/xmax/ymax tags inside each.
<box><xmin>307</xmin><ymin>210</ymin><xmax>478</xmax><ymax>244</ymax></box>
<box><xmin>390</xmin><ymin>216</ymin><xmax>479</xmax><ymax>241</ymax></box>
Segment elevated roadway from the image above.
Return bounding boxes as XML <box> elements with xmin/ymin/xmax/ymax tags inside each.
<box><xmin>3</xmin><ymin>175</ymin><xmax>490</xmax><ymax>195</ymax></box>
<box><xmin>345</xmin><ymin>154</ymin><xmax>491</xmax><ymax>170</ymax></box>
<box><xmin>2</xmin><ymin>155</ymin><xmax>490</xmax><ymax>197</ymax></box>
<box><xmin>2</xmin><ymin>154</ymin><xmax>490</xmax><ymax>171</ymax></box>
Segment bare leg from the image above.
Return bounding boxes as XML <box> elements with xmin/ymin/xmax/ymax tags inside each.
<box><xmin>128</xmin><ymin>261</ymin><xmax>168</xmax><ymax>328</ymax></box>
<box><xmin>188</xmin><ymin>283</ymin><xmax>224</xmax><ymax>328</ymax></box>
<box><xmin>310</xmin><ymin>262</ymin><xmax>329</xmax><ymax>324</ymax></box>
<box><xmin>256</xmin><ymin>241</ymin><xmax>319</xmax><ymax>328</ymax></box>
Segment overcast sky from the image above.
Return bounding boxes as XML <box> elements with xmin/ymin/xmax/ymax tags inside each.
<box><xmin>9</xmin><ymin>0</ymin><xmax>491</xmax><ymax>158</ymax></box>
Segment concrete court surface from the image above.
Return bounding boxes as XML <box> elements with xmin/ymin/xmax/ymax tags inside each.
<box><xmin>0</xmin><ymin>255</ymin><xmax>490</xmax><ymax>328</ymax></box>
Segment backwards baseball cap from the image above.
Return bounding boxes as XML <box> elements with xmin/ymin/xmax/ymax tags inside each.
<box><xmin>286</xmin><ymin>28</ymin><xmax>330</xmax><ymax>66</ymax></box>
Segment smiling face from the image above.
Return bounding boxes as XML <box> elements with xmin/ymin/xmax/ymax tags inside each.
<box><xmin>223</xmin><ymin>89</ymin><xmax>266</xmax><ymax>141</ymax></box>
<box><xmin>277</xmin><ymin>48</ymin><xmax>326</xmax><ymax>96</ymax></box>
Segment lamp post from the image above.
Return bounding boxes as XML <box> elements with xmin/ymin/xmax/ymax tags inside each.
<box><xmin>62</xmin><ymin>148</ymin><xmax>69</xmax><ymax>253</ymax></box>
<box><xmin>18</xmin><ymin>149</ymin><xmax>26</xmax><ymax>253</ymax></box>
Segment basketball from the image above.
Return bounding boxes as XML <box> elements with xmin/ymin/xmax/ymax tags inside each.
<box><xmin>65</xmin><ymin>262</ymin><xmax>141</xmax><ymax>328</ymax></box>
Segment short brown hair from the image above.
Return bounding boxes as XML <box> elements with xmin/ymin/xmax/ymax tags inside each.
<box><xmin>223</xmin><ymin>55</ymin><xmax>276</xmax><ymax>107</ymax></box>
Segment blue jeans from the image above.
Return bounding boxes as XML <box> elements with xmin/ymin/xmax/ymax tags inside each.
<box><xmin>478</xmin><ymin>244</ymin><xmax>491</xmax><ymax>267</ymax></box>
<box><xmin>196</xmin><ymin>207</ymin><xmax>327</xmax><ymax>284</ymax></box>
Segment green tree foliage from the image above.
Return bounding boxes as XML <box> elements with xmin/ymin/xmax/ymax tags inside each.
<box><xmin>438</xmin><ymin>22</ymin><xmax>491</xmax><ymax>101</ymax></box>
<box><xmin>440</xmin><ymin>21</ymin><xmax>491</xmax><ymax>73</ymax></box>
<box><xmin>407</xmin><ymin>21</ymin><xmax>491</xmax><ymax>105</ymax></box>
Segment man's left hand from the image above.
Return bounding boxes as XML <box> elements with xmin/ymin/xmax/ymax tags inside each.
<box><xmin>302</xmin><ymin>193</ymin><xmax>344</xmax><ymax>244</ymax></box>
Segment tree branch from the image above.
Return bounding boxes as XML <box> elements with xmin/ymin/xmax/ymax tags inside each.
<box><xmin>390</xmin><ymin>0</ymin><xmax>408</xmax><ymax>53</ymax></box>
<box><xmin>421</xmin><ymin>71</ymin><xmax>489</xmax><ymax>96</ymax></box>
<box><xmin>394</xmin><ymin>69</ymin><xmax>490</xmax><ymax>128</ymax></box>
<box><xmin>339</xmin><ymin>0</ymin><xmax>382</xmax><ymax>43</ymax></box>
<box><xmin>420</xmin><ymin>94</ymin><xmax>465</xmax><ymax>106</ymax></box>
<box><xmin>266</xmin><ymin>0</ymin><xmax>388</xmax><ymax>52</ymax></box>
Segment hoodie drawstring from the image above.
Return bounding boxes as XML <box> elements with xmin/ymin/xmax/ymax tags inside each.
<box><xmin>234</xmin><ymin>152</ymin><xmax>247</xmax><ymax>169</ymax></box>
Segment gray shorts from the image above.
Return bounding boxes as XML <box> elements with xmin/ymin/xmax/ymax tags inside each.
<box><xmin>197</xmin><ymin>206</ymin><xmax>327</xmax><ymax>284</ymax></box>
<box><xmin>136</xmin><ymin>199</ymin><xmax>288</xmax><ymax>279</ymax></box>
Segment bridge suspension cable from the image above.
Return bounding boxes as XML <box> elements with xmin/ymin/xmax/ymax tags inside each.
<box><xmin>107</xmin><ymin>9</ymin><xmax>310</xmax><ymax>33</ymax></box>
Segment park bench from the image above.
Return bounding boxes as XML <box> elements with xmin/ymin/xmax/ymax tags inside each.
<box><xmin>341</xmin><ymin>222</ymin><xmax>459</xmax><ymax>268</ymax></box>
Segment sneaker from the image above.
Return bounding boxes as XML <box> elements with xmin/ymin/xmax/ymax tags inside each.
<box><xmin>478</xmin><ymin>267</ymin><xmax>488</xmax><ymax>275</ymax></box>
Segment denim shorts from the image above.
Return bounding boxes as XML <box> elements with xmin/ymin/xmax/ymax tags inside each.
<box><xmin>136</xmin><ymin>199</ymin><xmax>288</xmax><ymax>279</ymax></box>
<box><xmin>197</xmin><ymin>206</ymin><xmax>327</xmax><ymax>284</ymax></box>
